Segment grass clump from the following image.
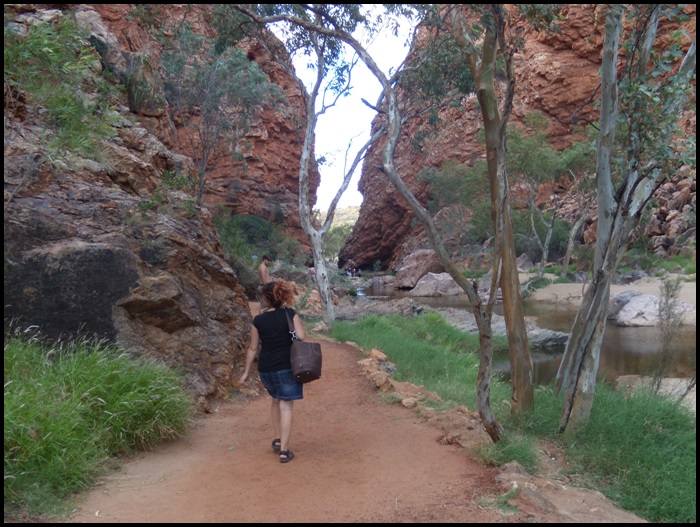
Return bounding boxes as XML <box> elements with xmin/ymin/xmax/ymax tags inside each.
<box><xmin>330</xmin><ymin>312</ymin><xmax>696</xmax><ymax>523</ymax></box>
<box><xmin>4</xmin><ymin>16</ymin><xmax>123</xmax><ymax>159</ymax></box>
<box><xmin>558</xmin><ymin>385</ymin><xmax>696</xmax><ymax>523</ymax></box>
<box><xmin>4</xmin><ymin>328</ymin><xmax>193</xmax><ymax>516</ymax></box>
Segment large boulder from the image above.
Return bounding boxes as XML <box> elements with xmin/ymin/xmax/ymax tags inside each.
<box><xmin>409</xmin><ymin>272</ymin><xmax>462</xmax><ymax>297</ymax></box>
<box><xmin>5</xmin><ymin>75</ymin><xmax>250</xmax><ymax>412</ymax></box>
<box><xmin>395</xmin><ymin>249</ymin><xmax>445</xmax><ymax>289</ymax></box>
<box><xmin>608</xmin><ymin>291</ymin><xmax>696</xmax><ymax>326</ymax></box>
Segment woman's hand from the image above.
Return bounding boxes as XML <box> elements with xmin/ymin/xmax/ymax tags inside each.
<box><xmin>239</xmin><ymin>327</ymin><xmax>259</xmax><ymax>386</ymax></box>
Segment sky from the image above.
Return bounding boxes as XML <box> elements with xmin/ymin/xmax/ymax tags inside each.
<box><xmin>285</xmin><ymin>12</ymin><xmax>413</xmax><ymax>211</ymax></box>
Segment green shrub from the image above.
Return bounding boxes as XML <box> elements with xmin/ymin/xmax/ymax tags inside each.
<box><xmin>324</xmin><ymin>224</ymin><xmax>354</xmax><ymax>261</ymax></box>
<box><xmin>474</xmin><ymin>433</ymin><xmax>538</xmax><ymax>473</ymax></box>
<box><xmin>214</xmin><ymin>210</ymin><xmax>308</xmax><ymax>270</ymax></box>
<box><xmin>4</xmin><ymin>16</ymin><xmax>123</xmax><ymax>158</ymax></box>
<box><xmin>4</xmin><ymin>329</ymin><xmax>193</xmax><ymax>515</ymax></box>
<box><xmin>511</xmin><ymin>209</ymin><xmax>570</xmax><ymax>263</ymax></box>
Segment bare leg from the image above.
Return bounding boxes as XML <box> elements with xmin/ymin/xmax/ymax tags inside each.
<box><xmin>279</xmin><ymin>400</ymin><xmax>294</xmax><ymax>453</ymax></box>
<box><xmin>270</xmin><ymin>398</ymin><xmax>281</xmax><ymax>441</ymax></box>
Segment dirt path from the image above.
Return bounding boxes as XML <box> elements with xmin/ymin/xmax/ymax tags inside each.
<box><xmin>69</xmin><ymin>337</ymin><xmax>513</xmax><ymax>523</ymax></box>
<box><xmin>69</xmin><ymin>302</ymin><xmax>647</xmax><ymax>523</ymax></box>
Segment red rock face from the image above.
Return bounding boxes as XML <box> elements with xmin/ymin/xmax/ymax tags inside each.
<box><xmin>340</xmin><ymin>4</ymin><xmax>696</xmax><ymax>270</ymax></box>
<box><xmin>4</xmin><ymin>4</ymin><xmax>320</xmax><ymax>409</ymax></box>
<box><xmin>89</xmin><ymin>4</ymin><xmax>318</xmax><ymax>251</ymax></box>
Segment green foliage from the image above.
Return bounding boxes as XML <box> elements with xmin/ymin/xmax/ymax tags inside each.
<box><xmin>506</xmin><ymin>118</ymin><xmax>560</xmax><ymax>185</ymax></box>
<box><xmin>650</xmin><ymin>277</ymin><xmax>684</xmax><ymax>392</ymax></box>
<box><xmin>211</xmin><ymin>5</ymin><xmax>262</xmax><ymax>54</ymax></box>
<box><xmin>330</xmin><ymin>313</ymin><xmax>510</xmax><ymax>413</ymax></box>
<box><xmin>561</xmin><ymin>385</ymin><xmax>696</xmax><ymax>523</ymax></box>
<box><xmin>246</xmin><ymin>4</ymin><xmax>369</xmax><ymax>92</ymax></box>
<box><xmin>128</xmin><ymin>4</ymin><xmax>164</xmax><ymax>30</ymax></box>
<box><xmin>511</xmin><ymin>208</ymin><xmax>570</xmax><ymax>262</ymax></box>
<box><xmin>655</xmin><ymin>252</ymin><xmax>696</xmax><ymax>275</ymax></box>
<box><xmin>138</xmin><ymin>170</ymin><xmax>198</xmax><ymax>218</ymax></box>
<box><xmin>620</xmin><ymin>246</ymin><xmax>697</xmax><ymax>276</ymax></box>
<box><xmin>213</xmin><ymin>210</ymin><xmax>308</xmax><ymax>297</ymax></box>
<box><xmin>397</xmin><ymin>31</ymin><xmax>475</xmax><ymax>107</ymax></box>
<box><xmin>558</xmin><ymin>126</ymin><xmax>598</xmax><ymax>176</ymax></box>
<box><xmin>4</xmin><ymin>16</ymin><xmax>123</xmax><ymax>158</ymax></box>
<box><xmin>462</xmin><ymin>269</ymin><xmax>487</xmax><ymax>279</ymax></box>
<box><xmin>324</xmin><ymin>224</ymin><xmax>354</xmax><ymax>261</ymax></box>
<box><xmin>474</xmin><ymin>433</ymin><xmax>539</xmax><ymax>473</ymax></box>
<box><xmin>419</xmin><ymin>158</ymin><xmax>483</xmax><ymax>212</ymax></box>
<box><xmin>420</xmin><ymin>117</ymin><xmax>596</xmax><ymax>262</ymax></box>
<box><xmin>616</xmin><ymin>6</ymin><xmax>696</xmax><ymax>180</ymax></box>
<box><xmin>467</xmin><ymin>200</ymin><xmax>494</xmax><ymax>244</ymax></box>
<box><xmin>419</xmin><ymin>159</ymin><xmax>493</xmax><ymax>250</ymax></box>
<box><xmin>4</xmin><ymin>328</ymin><xmax>193</xmax><ymax>515</ymax></box>
<box><xmin>161</xmin><ymin>170</ymin><xmax>196</xmax><ymax>192</ymax></box>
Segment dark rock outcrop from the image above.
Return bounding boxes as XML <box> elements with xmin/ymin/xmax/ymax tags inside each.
<box><xmin>4</xmin><ymin>123</ymin><xmax>251</xmax><ymax>410</ymax></box>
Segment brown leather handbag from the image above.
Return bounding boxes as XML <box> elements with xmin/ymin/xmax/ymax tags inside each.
<box><xmin>285</xmin><ymin>308</ymin><xmax>322</xmax><ymax>384</ymax></box>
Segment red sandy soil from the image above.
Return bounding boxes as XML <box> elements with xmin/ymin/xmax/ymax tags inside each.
<box><xmin>66</xmin><ymin>302</ymin><xmax>649</xmax><ymax>523</ymax></box>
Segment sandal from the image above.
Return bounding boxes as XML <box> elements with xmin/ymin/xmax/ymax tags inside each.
<box><xmin>279</xmin><ymin>450</ymin><xmax>295</xmax><ymax>463</ymax></box>
<box><xmin>271</xmin><ymin>438</ymin><xmax>281</xmax><ymax>452</ymax></box>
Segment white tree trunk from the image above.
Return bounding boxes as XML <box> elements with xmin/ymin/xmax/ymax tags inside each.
<box><xmin>556</xmin><ymin>4</ymin><xmax>625</xmax><ymax>433</ymax></box>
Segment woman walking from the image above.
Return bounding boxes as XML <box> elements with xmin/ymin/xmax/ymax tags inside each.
<box><xmin>239</xmin><ymin>280</ymin><xmax>306</xmax><ymax>463</ymax></box>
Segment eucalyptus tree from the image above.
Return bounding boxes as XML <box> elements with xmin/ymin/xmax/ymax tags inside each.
<box><xmin>159</xmin><ymin>20</ymin><xmax>281</xmax><ymax>205</ymax></box>
<box><xmin>413</xmin><ymin>5</ymin><xmax>560</xmax><ymax>416</ymax></box>
<box><xmin>556</xmin><ymin>4</ymin><xmax>696</xmax><ymax>434</ymax></box>
<box><xmin>383</xmin><ymin>5</ymin><xmax>561</xmax><ymax>418</ymax></box>
<box><xmin>228</xmin><ymin>4</ymin><xmax>387</xmax><ymax>328</ymax></box>
<box><xmin>233</xmin><ymin>4</ymin><xmax>508</xmax><ymax>441</ymax></box>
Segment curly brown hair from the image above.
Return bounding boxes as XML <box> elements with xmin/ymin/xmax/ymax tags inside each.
<box><xmin>261</xmin><ymin>279</ymin><xmax>295</xmax><ymax>309</ymax></box>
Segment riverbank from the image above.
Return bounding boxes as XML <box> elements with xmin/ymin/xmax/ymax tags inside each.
<box><xmin>480</xmin><ymin>274</ymin><xmax>697</xmax><ymax>415</ymax></box>
<box><xmin>526</xmin><ymin>273</ymin><xmax>696</xmax><ymax>308</ymax></box>
<box><xmin>339</xmin><ymin>272</ymin><xmax>696</xmax><ymax>414</ymax></box>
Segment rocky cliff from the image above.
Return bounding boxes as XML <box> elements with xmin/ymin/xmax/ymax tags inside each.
<box><xmin>340</xmin><ymin>5</ymin><xmax>696</xmax><ymax>271</ymax></box>
<box><xmin>4</xmin><ymin>4</ymin><xmax>315</xmax><ymax>410</ymax></box>
<box><xmin>87</xmin><ymin>4</ymin><xmax>319</xmax><ymax>249</ymax></box>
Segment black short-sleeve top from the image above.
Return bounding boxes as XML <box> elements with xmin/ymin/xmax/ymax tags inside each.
<box><xmin>253</xmin><ymin>307</ymin><xmax>296</xmax><ymax>372</ymax></box>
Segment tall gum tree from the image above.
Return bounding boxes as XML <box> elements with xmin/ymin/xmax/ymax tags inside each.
<box><xmin>401</xmin><ymin>4</ymin><xmax>560</xmax><ymax>416</ymax></box>
<box><xmin>232</xmin><ymin>3</ymin><xmax>558</xmax><ymax>441</ymax></box>
<box><xmin>230</xmin><ymin>5</ymin><xmax>384</xmax><ymax>328</ymax></box>
<box><xmin>443</xmin><ymin>4</ymin><xmax>542</xmax><ymax>414</ymax></box>
<box><xmin>158</xmin><ymin>16</ymin><xmax>280</xmax><ymax>205</ymax></box>
<box><xmin>556</xmin><ymin>4</ymin><xmax>696</xmax><ymax>434</ymax></box>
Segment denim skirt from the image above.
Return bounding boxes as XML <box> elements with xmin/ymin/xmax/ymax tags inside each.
<box><xmin>258</xmin><ymin>368</ymin><xmax>304</xmax><ymax>401</ymax></box>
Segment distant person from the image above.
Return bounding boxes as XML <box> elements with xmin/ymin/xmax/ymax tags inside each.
<box><xmin>256</xmin><ymin>254</ymin><xmax>273</xmax><ymax>310</ymax></box>
<box><xmin>239</xmin><ymin>280</ymin><xmax>306</xmax><ymax>463</ymax></box>
<box><xmin>258</xmin><ymin>254</ymin><xmax>273</xmax><ymax>285</ymax></box>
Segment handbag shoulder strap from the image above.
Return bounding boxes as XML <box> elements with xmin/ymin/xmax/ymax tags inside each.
<box><xmin>284</xmin><ymin>307</ymin><xmax>298</xmax><ymax>340</ymax></box>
